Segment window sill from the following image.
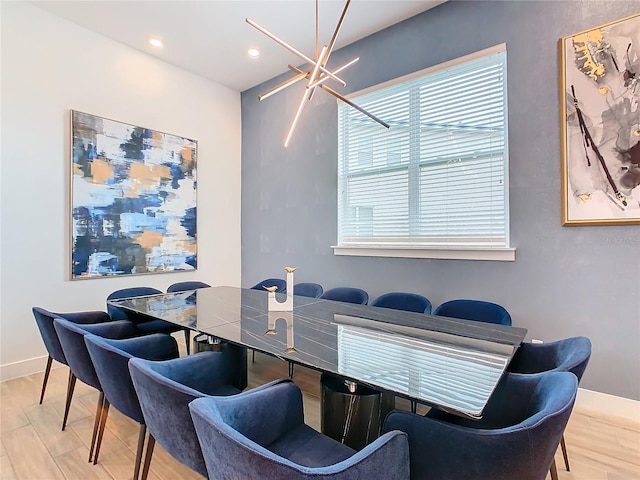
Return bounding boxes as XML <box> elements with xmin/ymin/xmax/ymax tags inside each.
<box><xmin>331</xmin><ymin>245</ymin><xmax>516</xmax><ymax>261</ymax></box>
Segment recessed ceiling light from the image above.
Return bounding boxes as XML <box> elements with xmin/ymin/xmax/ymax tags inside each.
<box><xmin>149</xmin><ymin>38</ymin><xmax>164</xmax><ymax>48</ymax></box>
<box><xmin>247</xmin><ymin>48</ymin><xmax>260</xmax><ymax>58</ymax></box>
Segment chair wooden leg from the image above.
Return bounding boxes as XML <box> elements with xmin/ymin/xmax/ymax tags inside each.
<box><xmin>61</xmin><ymin>372</ymin><xmax>77</xmax><ymax>431</ymax></box>
<box><xmin>133</xmin><ymin>424</ymin><xmax>147</xmax><ymax>480</ymax></box>
<box><xmin>140</xmin><ymin>433</ymin><xmax>156</xmax><ymax>480</ymax></box>
<box><xmin>88</xmin><ymin>392</ymin><xmax>105</xmax><ymax>463</ymax></box>
<box><xmin>39</xmin><ymin>356</ymin><xmax>53</xmax><ymax>404</ymax></box>
<box><xmin>549</xmin><ymin>458</ymin><xmax>558</xmax><ymax>480</ymax></box>
<box><xmin>560</xmin><ymin>435</ymin><xmax>570</xmax><ymax>471</ymax></box>
<box><xmin>184</xmin><ymin>330</ymin><xmax>191</xmax><ymax>355</ymax></box>
<box><xmin>92</xmin><ymin>398</ymin><xmax>110</xmax><ymax>465</ymax></box>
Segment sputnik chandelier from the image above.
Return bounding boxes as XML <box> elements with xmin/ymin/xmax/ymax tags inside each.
<box><xmin>246</xmin><ymin>0</ymin><xmax>389</xmax><ymax>147</ymax></box>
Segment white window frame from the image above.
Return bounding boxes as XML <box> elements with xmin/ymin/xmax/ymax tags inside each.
<box><xmin>332</xmin><ymin>44</ymin><xmax>515</xmax><ymax>261</ymax></box>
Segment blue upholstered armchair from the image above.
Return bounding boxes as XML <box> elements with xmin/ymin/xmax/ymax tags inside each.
<box><xmin>371</xmin><ymin>292</ymin><xmax>432</xmax><ymax>314</ymax></box>
<box><xmin>383</xmin><ymin>372</ymin><xmax>578</xmax><ymax>480</ymax></box>
<box><xmin>293</xmin><ymin>282</ymin><xmax>324</xmax><ymax>298</ymax></box>
<box><xmin>432</xmin><ymin>299</ymin><xmax>512</xmax><ymax>325</ymax></box>
<box><xmin>53</xmin><ymin>317</ymin><xmax>137</xmax><ymax>462</ymax></box>
<box><xmin>508</xmin><ymin>336</ymin><xmax>591</xmax><ymax>379</ymax></box>
<box><xmin>32</xmin><ymin>307</ymin><xmax>111</xmax><ymax>404</ymax></box>
<box><xmin>128</xmin><ymin>351</ymin><xmax>243</xmax><ymax>480</ymax></box>
<box><xmin>320</xmin><ymin>287</ymin><xmax>369</xmax><ymax>305</ymax></box>
<box><xmin>189</xmin><ymin>379</ymin><xmax>409</xmax><ymax>480</ymax></box>
<box><xmin>507</xmin><ymin>336</ymin><xmax>592</xmax><ymax>474</ymax></box>
<box><xmin>167</xmin><ymin>281</ymin><xmax>211</xmax><ymax>292</ymax></box>
<box><xmin>84</xmin><ymin>333</ymin><xmax>180</xmax><ymax>477</ymax></box>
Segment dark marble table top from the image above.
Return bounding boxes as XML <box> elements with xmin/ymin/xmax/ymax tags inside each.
<box><xmin>109</xmin><ymin>285</ymin><xmax>527</xmax><ymax>418</ymax></box>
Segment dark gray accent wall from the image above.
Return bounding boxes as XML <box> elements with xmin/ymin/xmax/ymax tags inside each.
<box><xmin>241</xmin><ymin>1</ymin><xmax>640</xmax><ymax>400</ymax></box>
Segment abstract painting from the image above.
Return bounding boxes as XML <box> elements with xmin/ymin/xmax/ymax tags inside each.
<box><xmin>560</xmin><ymin>13</ymin><xmax>640</xmax><ymax>225</ymax></box>
<box><xmin>71</xmin><ymin>110</ymin><xmax>197</xmax><ymax>279</ymax></box>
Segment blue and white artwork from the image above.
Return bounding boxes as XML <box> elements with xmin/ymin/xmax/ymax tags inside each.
<box><xmin>71</xmin><ymin>110</ymin><xmax>197</xmax><ymax>279</ymax></box>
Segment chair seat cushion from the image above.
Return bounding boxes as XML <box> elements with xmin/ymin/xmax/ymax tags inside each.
<box><xmin>266</xmin><ymin>423</ymin><xmax>355</xmax><ymax>468</ymax></box>
<box><xmin>134</xmin><ymin>320</ymin><xmax>181</xmax><ymax>335</ymax></box>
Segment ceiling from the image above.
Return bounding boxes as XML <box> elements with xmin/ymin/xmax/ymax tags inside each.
<box><xmin>30</xmin><ymin>0</ymin><xmax>445</xmax><ymax>92</ymax></box>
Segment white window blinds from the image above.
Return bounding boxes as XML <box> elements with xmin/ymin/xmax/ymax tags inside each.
<box><xmin>337</xmin><ymin>45</ymin><xmax>509</xmax><ymax>249</ymax></box>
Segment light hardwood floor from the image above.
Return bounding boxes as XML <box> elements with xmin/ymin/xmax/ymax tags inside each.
<box><xmin>1</xmin><ymin>346</ymin><xmax>639</xmax><ymax>480</ymax></box>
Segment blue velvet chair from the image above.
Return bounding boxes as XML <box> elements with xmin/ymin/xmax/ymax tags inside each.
<box><xmin>293</xmin><ymin>282</ymin><xmax>324</xmax><ymax>298</ymax></box>
<box><xmin>189</xmin><ymin>378</ymin><xmax>410</xmax><ymax>479</ymax></box>
<box><xmin>53</xmin><ymin>317</ymin><xmax>137</xmax><ymax>462</ymax></box>
<box><xmin>320</xmin><ymin>287</ymin><xmax>369</xmax><ymax>305</ymax></box>
<box><xmin>167</xmin><ymin>281</ymin><xmax>211</xmax><ymax>292</ymax></box>
<box><xmin>371</xmin><ymin>292</ymin><xmax>432</xmax><ymax>314</ymax></box>
<box><xmin>84</xmin><ymin>333</ymin><xmax>180</xmax><ymax>477</ymax></box>
<box><xmin>251</xmin><ymin>278</ymin><xmax>287</xmax><ymax>293</ymax></box>
<box><xmin>507</xmin><ymin>336</ymin><xmax>592</xmax><ymax>474</ymax></box>
<box><xmin>107</xmin><ymin>286</ymin><xmax>192</xmax><ymax>354</ymax></box>
<box><xmin>32</xmin><ymin>307</ymin><xmax>111</xmax><ymax>405</ymax></box>
<box><xmin>432</xmin><ymin>299</ymin><xmax>512</xmax><ymax>325</ymax></box>
<box><xmin>128</xmin><ymin>351</ymin><xmax>243</xmax><ymax>480</ymax></box>
<box><xmin>383</xmin><ymin>372</ymin><xmax>578</xmax><ymax>480</ymax></box>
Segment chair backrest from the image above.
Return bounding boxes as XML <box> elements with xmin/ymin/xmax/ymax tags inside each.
<box><xmin>32</xmin><ymin>307</ymin><xmax>68</xmax><ymax>365</ymax></box>
<box><xmin>53</xmin><ymin>318</ymin><xmax>136</xmax><ymax>390</ymax></box>
<box><xmin>250</xmin><ymin>278</ymin><xmax>287</xmax><ymax>293</ymax></box>
<box><xmin>320</xmin><ymin>287</ymin><xmax>369</xmax><ymax>305</ymax></box>
<box><xmin>371</xmin><ymin>292</ymin><xmax>432</xmax><ymax>314</ymax></box>
<box><xmin>433</xmin><ymin>299</ymin><xmax>512</xmax><ymax>326</ymax></box>
<box><xmin>128</xmin><ymin>352</ymin><xmax>241</xmax><ymax>477</ymax></box>
<box><xmin>508</xmin><ymin>336</ymin><xmax>592</xmax><ymax>381</ymax></box>
<box><xmin>384</xmin><ymin>372</ymin><xmax>578</xmax><ymax>480</ymax></box>
<box><xmin>293</xmin><ymin>282</ymin><xmax>324</xmax><ymax>298</ymax></box>
<box><xmin>167</xmin><ymin>281</ymin><xmax>211</xmax><ymax>293</ymax></box>
<box><xmin>84</xmin><ymin>334</ymin><xmax>179</xmax><ymax>423</ymax></box>
<box><xmin>32</xmin><ymin>308</ymin><xmax>112</xmax><ymax>365</ymax></box>
<box><xmin>106</xmin><ymin>287</ymin><xmax>163</xmax><ymax>320</ymax></box>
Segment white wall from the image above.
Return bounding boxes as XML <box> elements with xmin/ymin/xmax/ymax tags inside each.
<box><xmin>0</xmin><ymin>1</ymin><xmax>242</xmax><ymax>380</ymax></box>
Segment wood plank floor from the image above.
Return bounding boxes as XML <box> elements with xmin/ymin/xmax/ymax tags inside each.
<box><xmin>2</xmin><ymin>344</ymin><xmax>639</xmax><ymax>480</ymax></box>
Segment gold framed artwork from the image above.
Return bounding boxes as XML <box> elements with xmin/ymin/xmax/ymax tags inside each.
<box><xmin>560</xmin><ymin>13</ymin><xmax>640</xmax><ymax>226</ymax></box>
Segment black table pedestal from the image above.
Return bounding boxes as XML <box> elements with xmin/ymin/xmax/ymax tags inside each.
<box><xmin>320</xmin><ymin>372</ymin><xmax>395</xmax><ymax>450</ymax></box>
<box><xmin>193</xmin><ymin>334</ymin><xmax>248</xmax><ymax>391</ymax></box>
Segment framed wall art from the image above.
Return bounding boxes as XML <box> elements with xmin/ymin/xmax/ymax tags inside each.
<box><xmin>71</xmin><ymin>110</ymin><xmax>198</xmax><ymax>279</ymax></box>
<box><xmin>560</xmin><ymin>13</ymin><xmax>640</xmax><ymax>226</ymax></box>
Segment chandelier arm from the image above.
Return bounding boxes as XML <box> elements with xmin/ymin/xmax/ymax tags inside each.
<box><xmin>308</xmin><ymin>57</ymin><xmax>359</xmax><ymax>90</ymax></box>
<box><xmin>308</xmin><ymin>46</ymin><xmax>327</xmax><ymax>86</ymax></box>
<box><xmin>284</xmin><ymin>92</ymin><xmax>310</xmax><ymax>147</ymax></box>
<box><xmin>319</xmin><ymin>84</ymin><xmax>390</xmax><ymax>129</ymax></box>
<box><xmin>307</xmin><ymin>45</ymin><xmax>328</xmax><ymax>101</ymax></box>
<box><xmin>246</xmin><ymin>18</ymin><xmax>346</xmax><ymax>86</ymax></box>
<box><xmin>258</xmin><ymin>72</ymin><xmax>308</xmax><ymax>101</ymax></box>
<box><xmin>315</xmin><ymin>0</ymin><xmax>319</xmax><ymax>59</ymax></box>
<box><xmin>323</xmin><ymin>0</ymin><xmax>351</xmax><ymax>67</ymax></box>
<box><xmin>288</xmin><ymin>65</ymin><xmax>306</xmax><ymax>74</ymax></box>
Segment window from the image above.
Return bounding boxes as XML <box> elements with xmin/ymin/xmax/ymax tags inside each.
<box><xmin>335</xmin><ymin>44</ymin><xmax>513</xmax><ymax>261</ymax></box>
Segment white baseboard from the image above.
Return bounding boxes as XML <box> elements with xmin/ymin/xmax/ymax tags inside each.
<box><xmin>2</xmin><ymin>356</ymin><xmax>639</xmax><ymax>426</ymax></box>
<box><xmin>0</xmin><ymin>354</ymin><xmax>61</xmax><ymax>382</ymax></box>
<box><xmin>575</xmin><ymin>387</ymin><xmax>640</xmax><ymax>425</ymax></box>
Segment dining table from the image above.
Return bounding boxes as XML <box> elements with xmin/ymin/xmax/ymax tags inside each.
<box><xmin>108</xmin><ymin>285</ymin><xmax>527</xmax><ymax>421</ymax></box>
